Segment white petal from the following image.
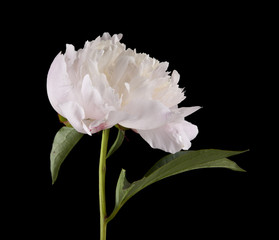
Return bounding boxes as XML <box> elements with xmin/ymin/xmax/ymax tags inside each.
<box><xmin>152</xmin><ymin>62</ymin><xmax>169</xmax><ymax>78</ymax></box>
<box><xmin>124</xmin><ymin>82</ymin><xmax>130</xmax><ymax>92</ymax></box>
<box><xmin>65</xmin><ymin>44</ymin><xmax>77</xmax><ymax>66</ymax></box>
<box><xmin>97</xmin><ymin>44</ymin><xmax>126</xmax><ymax>74</ymax></box>
<box><xmin>47</xmin><ymin>52</ymin><xmax>72</xmax><ymax>116</ymax></box>
<box><xmin>101</xmin><ymin>32</ymin><xmax>111</xmax><ymax>40</ymax></box>
<box><xmin>110</xmin><ymin>55</ymin><xmax>135</xmax><ymax>89</ymax></box>
<box><xmin>171</xmin><ymin>70</ymin><xmax>180</xmax><ymax>85</ymax></box>
<box><xmin>119</xmin><ymin>98</ymin><xmax>171</xmax><ymax>130</ymax></box>
<box><xmin>59</xmin><ymin>101</ymin><xmax>88</xmax><ymax>134</ymax></box>
<box><xmin>81</xmin><ymin>75</ymin><xmax>106</xmax><ymax>119</ymax></box>
<box><xmin>100</xmin><ymin>33</ymin><xmax>122</xmax><ymax>42</ymax></box>
<box><xmin>80</xmin><ymin>74</ymin><xmax>123</xmax><ymax>133</ymax></box>
<box><xmin>171</xmin><ymin>106</ymin><xmax>201</xmax><ymax>119</ymax></box>
<box><xmin>112</xmin><ymin>33</ymin><xmax>123</xmax><ymax>43</ymax></box>
<box><xmin>138</xmin><ymin>120</ymin><xmax>198</xmax><ymax>154</ymax></box>
<box><xmin>106</xmin><ymin>110</ymin><xmax>129</xmax><ymax>127</ymax></box>
<box><xmin>181</xmin><ymin>120</ymin><xmax>199</xmax><ymax>142</ymax></box>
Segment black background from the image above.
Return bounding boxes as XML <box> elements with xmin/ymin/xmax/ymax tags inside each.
<box><xmin>4</xmin><ymin>2</ymin><xmax>269</xmax><ymax>239</ymax></box>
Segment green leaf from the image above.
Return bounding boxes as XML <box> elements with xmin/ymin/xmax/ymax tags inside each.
<box><xmin>106</xmin><ymin>128</ymin><xmax>125</xmax><ymax>159</ymax></box>
<box><xmin>50</xmin><ymin>127</ymin><xmax>83</xmax><ymax>184</ymax></box>
<box><xmin>107</xmin><ymin>149</ymin><xmax>247</xmax><ymax>222</ymax></box>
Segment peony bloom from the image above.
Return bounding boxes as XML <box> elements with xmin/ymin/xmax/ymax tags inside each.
<box><xmin>47</xmin><ymin>33</ymin><xmax>200</xmax><ymax>153</ymax></box>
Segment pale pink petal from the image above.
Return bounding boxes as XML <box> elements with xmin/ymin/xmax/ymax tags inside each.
<box><xmin>82</xmin><ymin>119</ymin><xmax>107</xmax><ymax>134</ymax></box>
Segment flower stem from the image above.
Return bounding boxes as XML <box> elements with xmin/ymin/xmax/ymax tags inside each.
<box><xmin>99</xmin><ymin>129</ymin><xmax>110</xmax><ymax>240</ymax></box>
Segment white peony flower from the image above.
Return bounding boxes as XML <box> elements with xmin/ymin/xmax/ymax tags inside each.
<box><xmin>47</xmin><ymin>33</ymin><xmax>200</xmax><ymax>153</ymax></box>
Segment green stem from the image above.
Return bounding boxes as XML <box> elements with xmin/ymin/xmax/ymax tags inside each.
<box><xmin>99</xmin><ymin>129</ymin><xmax>110</xmax><ymax>240</ymax></box>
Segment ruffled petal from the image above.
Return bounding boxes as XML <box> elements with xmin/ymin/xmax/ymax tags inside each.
<box><xmin>137</xmin><ymin>120</ymin><xmax>198</xmax><ymax>154</ymax></box>
<box><xmin>101</xmin><ymin>32</ymin><xmax>123</xmax><ymax>42</ymax></box>
<box><xmin>81</xmin><ymin>73</ymin><xmax>121</xmax><ymax>116</ymax></box>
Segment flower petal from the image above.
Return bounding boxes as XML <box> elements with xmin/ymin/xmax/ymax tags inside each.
<box><xmin>81</xmin><ymin>74</ymin><xmax>107</xmax><ymax>120</ymax></box>
<box><xmin>170</xmin><ymin>106</ymin><xmax>201</xmax><ymax>120</ymax></box>
<box><xmin>119</xmin><ymin>98</ymin><xmax>171</xmax><ymax>130</ymax></box>
<box><xmin>59</xmin><ymin>101</ymin><xmax>88</xmax><ymax>134</ymax></box>
<box><xmin>137</xmin><ymin>120</ymin><xmax>199</xmax><ymax>154</ymax></box>
<box><xmin>65</xmin><ymin>44</ymin><xmax>77</xmax><ymax>66</ymax></box>
<box><xmin>47</xmin><ymin>52</ymin><xmax>79</xmax><ymax>116</ymax></box>
<box><xmin>101</xmin><ymin>32</ymin><xmax>123</xmax><ymax>42</ymax></box>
